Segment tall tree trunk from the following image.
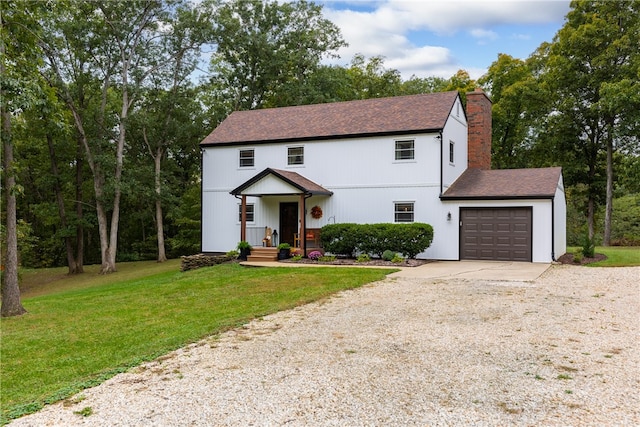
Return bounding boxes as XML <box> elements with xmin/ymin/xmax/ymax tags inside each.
<box><xmin>603</xmin><ymin>130</ymin><xmax>614</xmax><ymax>246</ymax></box>
<box><xmin>1</xmin><ymin>105</ymin><xmax>27</xmax><ymax>317</ymax></box>
<box><xmin>47</xmin><ymin>133</ymin><xmax>81</xmax><ymax>274</ymax></box>
<box><xmin>154</xmin><ymin>146</ymin><xmax>167</xmax><ymax>262</ymax></box>
<box><xmin>587</xmin><ymin>196</ymin><xmax>595</xmax><ymax>241</ymax></box>
<box><xmin>75</xmin><ymin>135</ymin><xmax>84</xmax><ymax>273</ymax></box>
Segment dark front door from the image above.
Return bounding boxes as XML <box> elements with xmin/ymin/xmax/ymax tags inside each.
<box><xmin>279</xmin><ymin>202</ymin><xmax>298</xmax><ymax>246</ymax></box>
<box><xmin>460</xmin><ymin>207</ymin><xmax>532</xmax><ymax>262</ymax></box>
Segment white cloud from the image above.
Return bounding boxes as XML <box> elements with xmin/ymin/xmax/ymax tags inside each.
<box><xmin>469</xmin><ymin>29</ymin><xmax>499</xmax><ymax>41</ymax></box>
<box><xmin>321</xmin><ymin>0</ymin><xmax>569</xmax><ymax>80</ymax></box>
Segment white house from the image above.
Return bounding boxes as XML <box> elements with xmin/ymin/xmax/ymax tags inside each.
<box><xmin>200</xmin><ymin>89</ymin><xmax>566</xmax><ymax>262</ymax></box>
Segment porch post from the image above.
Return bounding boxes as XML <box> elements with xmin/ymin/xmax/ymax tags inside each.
<box><xmin>299</xmin><ymin>194</ymin><xmax>306</xmax><ymax>255</ymax></box>
<box><xmin>240</xmin><ymin>194</ymin><xmax>247</xmax><ymax>242</ymax></box>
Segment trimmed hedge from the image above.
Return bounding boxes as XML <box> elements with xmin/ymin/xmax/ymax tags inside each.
<box><xmin>320</xmin><ymin>223</ymin><xmax>434</xmax><ymax>259</ymax></box>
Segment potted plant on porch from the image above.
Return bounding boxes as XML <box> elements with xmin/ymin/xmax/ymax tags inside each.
<box><xmin>277</xmin><ymin>243</ymin><xmax>291</xmax><ymax>260</ymax></box>
<box><xmin>237</xmin><ymin>241</ymin><xmax>252</xmax><ymax>260</ymax></box>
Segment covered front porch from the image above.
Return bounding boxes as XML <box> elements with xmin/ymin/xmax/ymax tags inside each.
<box><xmin>230</xmin><ymin>168</ymin><xmax>332</xmax><ymax>257</ymax></box>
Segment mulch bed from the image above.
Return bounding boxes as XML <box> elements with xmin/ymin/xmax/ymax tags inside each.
<box><xmin>281</xmin><ymin>254</ymin><xmax>609</xmax><ymax>267</ymax></box>
<box><xmin>556</xmin><ymin>252</ymin><xmax>607</xmax><ymax>265</ymax></box>
<box><xmin>278</xmin><ymin>258</ymin><xmax>433</xmax><ymax>267</ymax></box>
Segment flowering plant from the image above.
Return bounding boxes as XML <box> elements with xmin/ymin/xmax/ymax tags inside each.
<box><xmin>308</xmin><ymin>250</ymin><xmax>322</xmax><ymax>260</ymax></box>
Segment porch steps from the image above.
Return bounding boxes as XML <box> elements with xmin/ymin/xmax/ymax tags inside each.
<box><xmin>247</xmin><ymin>247</ymin><xmax>278</xmax><ymax>262</ymax></box>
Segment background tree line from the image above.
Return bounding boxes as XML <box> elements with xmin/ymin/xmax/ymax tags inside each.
<box><xmin>2</xmin><ymin>0</ymin><xmax>638</xmax><ymax>315</ymax></box>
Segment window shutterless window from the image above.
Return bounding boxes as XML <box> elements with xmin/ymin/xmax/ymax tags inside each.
<box><xmin>395</xmin><ymin>140</ymin><xmax>414</xmax><ymax>160</ymax></box>
<box><xmin>287</xmin><ymin>146</ymin><xmax>304</xmax><ymax>165</ymax></box>
<box><xmin>394</xmin><ymin>202</ymin><xmax>414</xmax><ymax>223</ymax></box>
<box><xmin>239</xmin><ymin>149</ymin><xmax>254</xmax><ymax>167</ymax></box>
<box><xmin>449</xmin><ymin>141</ymin><xmax>455</xmax><ymax>164</ymax></box>
<box><xmin>238</xmin><ymin>204</ymin><xmax>254</xmax><ymax>222</ymax></box>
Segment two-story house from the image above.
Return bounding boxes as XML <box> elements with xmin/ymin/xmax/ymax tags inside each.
<box><xmin>200</xmin><ymin>89</ymin><xmax>566</xmax><ymax>262</ymax></box>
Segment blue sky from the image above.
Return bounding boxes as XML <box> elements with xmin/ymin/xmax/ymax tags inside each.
<box><xmin>319</xmin><ymin>0</ymin><xmax>571</xmax><ymax>80</ymax></box>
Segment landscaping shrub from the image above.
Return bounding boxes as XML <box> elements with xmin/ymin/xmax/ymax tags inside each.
<box><xmin>382</xmin><ymin>250</ymin><xmax>396</xmax><ymax>261</ymax></box>
<box><xmin>581</xmin><ymin>233</ymin><xmax>595</xmax><ymax>258</ymax></box>
<box><xmin>320</xmin><ymin>223</ymin><xmax>433</xmax><ymax>259</ymax></box>
<box><xmin>356</xmin><ymin>254</ymin><xmax>371</xmax><ymax>263</ymax></box>
<box><xmin>319</xmin><ymin>223</ymin><xmax>359</xmax><ymax>257</ymax></box>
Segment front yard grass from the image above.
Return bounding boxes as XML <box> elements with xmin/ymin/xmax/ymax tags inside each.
<box><xmin>566</xmin><ymin>246</ymin><xmax>640</xmax><ymax>267</ymax></box>
<box><xmin>1</xmin><ymin>262</ymin><xmax>396</xmax><ymax>423</ymax></box>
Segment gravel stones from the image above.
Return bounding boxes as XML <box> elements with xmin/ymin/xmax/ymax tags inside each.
<box><xmin>10</xmin><ymin>265</ymin><xmax>639</xmax><ymax>426</ymax></box>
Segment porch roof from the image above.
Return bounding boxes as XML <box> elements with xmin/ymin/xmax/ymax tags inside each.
<box><xmin>230</xmin><ymin>168</ymin><xmax>333</xmax><ymax>197</ymax></box>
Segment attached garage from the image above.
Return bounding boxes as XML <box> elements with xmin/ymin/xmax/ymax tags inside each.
<box><xmin>441</xmin><ymin>167</ymin><xmax>566</xmax><ymax>263</ymax></box>
<box><xmin>460</xmin><ymin>207</ymin><xmax>532</xmax><ymax>261</ymax></box>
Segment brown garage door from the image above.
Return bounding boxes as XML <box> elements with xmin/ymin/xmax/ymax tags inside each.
<box><xmin>460</xmin><ymin>207</ymin><xmax>532</xmax><ymax>262</ymax></box>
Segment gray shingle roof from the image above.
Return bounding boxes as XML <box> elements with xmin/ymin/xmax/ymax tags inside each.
<box><xmin>441</xmin><ymin>167</ymin><xmax>563</xmax><ymax>199</ymax></box>
<box><xmin>201</xmin><ymin>92</ymin><xmax>460</xmax><ymax>146</ymax></box>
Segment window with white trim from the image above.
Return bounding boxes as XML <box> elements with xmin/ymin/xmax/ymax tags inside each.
<box><xmin>395</xmin><ymin>139</ymin><xmax>414</xmax><ymax>160</ymax></box>
<box><xmin>394</xmin><ymin>202</ymin><xmax>414</xmax><ymax>223</ymax></box>
<box><xmin>238</xmin><ymin>203</ymin><xmax>255</xmax><ymax>222</ymax></box>
<box><xmin>239</xmin><ymin>149</ymin><xmax>254</xmax><ymax>167</ymax></box>
<box><xmin>287</xmin><ymin>146</ymin><xmax>304</xmax><ymax>165</ymax></box>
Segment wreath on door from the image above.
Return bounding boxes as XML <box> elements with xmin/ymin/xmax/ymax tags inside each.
<box><xmin>310</xmin><ymin>205</ymin><xmax>323</xmax><ymax>219</ymax></box>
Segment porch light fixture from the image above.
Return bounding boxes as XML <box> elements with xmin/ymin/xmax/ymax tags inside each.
<box><xmin>447</xmin><ymin>212</ymin><xmax>452</xmax><ymax>221</ymax></box>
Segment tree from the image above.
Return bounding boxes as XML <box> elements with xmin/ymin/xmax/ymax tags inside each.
<box><xmin>207</xmin><ymin>0</ymin><xmax>345</xmax><ymax>112</ymax></box>
<box><xmin>41</xmin><ymin>0</ymin><xmax>211</xmax><ymax>272</ymax></box>
<box><xmin>1</xmin><ymin>0</ymin><xmax>46</xmax><ymax>316</ymax></box>
<box><xmin>444</xmin><ymin>70</ymin><xmax>477</xmax><ymax>106</ymax></box>
<box><xmin>479</xmin><ymin>54</ymin><xmax>546</xmax><ymax>169</ymax></box>
<box><xmin>540</xmin><ymin>0</ymin><xmax>640</xmax><ymax>243</ymax></box>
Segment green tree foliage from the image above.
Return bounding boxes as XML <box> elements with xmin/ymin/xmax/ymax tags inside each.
<box><xmin>39</xmin><ymin>0</ymin><xmax>213</xmax><ymax>272</ymax></box>
<box><xmin>536</xmin><ymin>0</ymin><xmax>640</xmax><ymax>243</ymax></box>
<box><xmin>479</xmin><ymin>54</ymin><xmax>546</xmax><ymax>169</ymax></box>
<box><xmin>207</xmin><ymin>0</ymin><xmax>345</xmax><ymax>112</ymax></box>
<box><xmin>0</xmin><ymin>0</ymin><xmax>49</xmax><ymax>316</ymax></box>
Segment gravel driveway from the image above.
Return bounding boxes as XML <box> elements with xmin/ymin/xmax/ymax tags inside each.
<box><xmin>11</xmin><ymin>264</ymin><xmax>639</xmax><ymax>426</ymax></box>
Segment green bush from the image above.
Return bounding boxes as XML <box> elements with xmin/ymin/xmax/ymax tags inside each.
<box><xmin>320</xmin><ymin>223</ymin><xmax>433</xmax><ymax>259</ymax></box>
<box><xmin>581</xmin><ymin>233</ymin><xmax>595</xmax><ymax>258</ymax></box>
<box><xmin>573</xmin><ymin>249</ymin><xmax>583</xmax><ymax>264</ymax></box>
<box><xmin>356</xmin><ymin>254</ymin><xmax>371</xmax><ymax>263</ymax></box>
<box><xmin>391</xmin><ymin>253</ymin><xmax>405</xmax><ymax>263</ymax></box>
<box><xmin>319</xmin><ymin>223</ymin><xmax>359</xmax><ymax>257</ymax></box>
<box><xmin>382</xmin><ymin>250</ymin><xmax>396</xmax><ymax>261</ymax></box>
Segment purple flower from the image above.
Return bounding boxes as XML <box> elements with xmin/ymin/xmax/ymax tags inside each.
<box><xmin>308</xmin><ymin>251</ymin><xmax>322</xmax><ymax>260</ymax></box>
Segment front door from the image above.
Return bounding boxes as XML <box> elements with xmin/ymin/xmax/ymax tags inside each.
<box><xmin>279</xmin><ymin>202</ymin><xmax>298</xmax><ymax>246</ymax></box>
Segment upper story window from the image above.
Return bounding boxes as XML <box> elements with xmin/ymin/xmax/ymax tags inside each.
<box><xmin>238</xmin><ymin>203</ymin><xmax>255</xmax><ymax>223</ymax></box>
<box><xmin>449</xmin><ymin>141</ymin><xmax>455</xmax><ymax>164</ymax></box>
<box><xmin>394</xmin><ymin>202</ymin><xmax>414</xmax><ymax>223</ymax></box>
<box><xmin>288</xmin><ymin>146</ymin><xmax>304</xmax><ymax>165</ymax></box>
<box><xmin>239</xmin><ymin>149</ymin><xmax>254</xmax><ymax>168</ymax></box>
<box><xmin>395</xmin><ymin>139</ymin><xmax>415</xmax><ymax>161</ymax></box>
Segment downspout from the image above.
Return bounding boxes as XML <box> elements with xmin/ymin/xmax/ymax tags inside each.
<box><xmin>551</xmin><ymin>196</ymin><xmax>556</xmax><ymax>262</ymax></box>
<box><xmin>200</xmin><ymin>149</ymin><xmax>204</xmax><ymax>253</ymax></box>
<box><xmin>438</xmin><ymin>131</ymin><xmax>444</xmax><ymax>196</ymax></box>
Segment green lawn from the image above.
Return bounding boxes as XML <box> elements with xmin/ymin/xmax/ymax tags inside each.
<box><xmin>566</xmin><ymin>246</ymin><xmax>640</xmax><ymax>267</ymax></box>
<box><xmin>1</xmin><ymin>261</ymin><xmax>396</xmax><ymax>423</ymax></box>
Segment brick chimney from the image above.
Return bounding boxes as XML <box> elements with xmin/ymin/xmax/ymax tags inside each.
<box><xmin>466</xmin><ymin>88</ymin><xmax>492</xmax><ymax>170</ymax></box>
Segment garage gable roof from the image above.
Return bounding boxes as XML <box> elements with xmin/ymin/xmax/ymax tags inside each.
<box><xmin>230</xmin><ymin>168</ymin><xmax>333</xmax><ymax>197</ymax></box>
<box><xmin>441</xmin><ymin>167</ymin><xmax>563</xmax><ymax>200</ymax></box>
<box><xmin>201</xmin><ymin>91</ymin><xmax>460</xmax><ymax>146</ymax></box>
